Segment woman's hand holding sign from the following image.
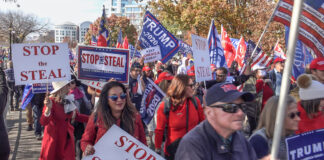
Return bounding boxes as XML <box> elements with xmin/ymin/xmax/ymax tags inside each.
<box><xmin>44</xmin><ymin>92</ymin><xmax>52</xmax><ymax>116</ymax></box>
<box><xmin>84</xmin><ymin>144</ymin><xmax>95</xmax><ymax>156</ymax></box>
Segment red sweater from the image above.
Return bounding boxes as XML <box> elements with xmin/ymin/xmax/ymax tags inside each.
<box><xmin>154</xmin><ymin>97</ymin><xmax>205</xmax><ymax>154</ymax></box>
<box><xmin>80</xmin><ymin>112</ymin><xmax>146</xmax><ymax>151</ymax></box>
<box><xmin>255</xmin><ymin>79</ymin><xmax>274</xmax><ymax>111</ymax></box>
<box><xmin>296</xmin><ymin>102</ymin><xmax>324</xmax><ymax>134</ymax></box>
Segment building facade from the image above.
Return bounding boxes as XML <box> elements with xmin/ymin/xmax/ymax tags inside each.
<box><xmin>54</xmin><ymin>22</ymin><xmax>78</xmax><ymax>43</ymax></box>
<box><xmin>79</xmin><ymin>21</ymin><xmax>91</xmax><ymax>44</ymax></box>
<box><xmin>105</xmin><ymin>0</ymin><xmax>149</xmax><ymax>31</ymax></box>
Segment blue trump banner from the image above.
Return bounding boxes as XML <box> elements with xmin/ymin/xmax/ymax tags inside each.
<box><xmin>178</xmin><ymin>41</ymin><xmax>193</xmax><ymax>57</ymax></box>
<box><xmin>139</xmin><ymin>11</ymin><xmax>180</xmax><ymax>64</ymax></box>
<box><xmin>32</xmin><ymin>83</ymin><xmax>53</xmax><ymax>94</ymax></box>
<box><xmin>286</xmin><ymin>129</ymin><xmax>324</xmax><ymax>160</ymax></box>
<box><xmin>77</xmin><ymin>45</ymin><xmax>129</xmax><ymax>84</ymax></box>
<box><xmin>207</xmin><ymin>20</ymin><xmax>227</xmax><ymax>68</ymax></box>
<box><xmin>21</xmin><ymin>84</ymin><xmax>33</xmax><ymax>110</ymax></box>
<box><xmin>139</xmin><ymin>78</ymin><xmax>166</xmax><ymax>125</ymax></box>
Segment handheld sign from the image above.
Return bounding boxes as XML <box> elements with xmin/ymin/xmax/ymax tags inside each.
<box><xmin>139</xmin><ymin>11</ymin><xmax>180</xmax><ymax>64</ymax></box>
<box><xmin>32</xmin><ymin>83</ymin><xmax>54</xmax><ymax>94</ymax></box>
<box><xmin>80</xmin><ymin>80</ymin><xmax>106</xmax><ymax>90</ymax></box>
<box><xmin>191</xmin><ymin>34</ymin><xmax>213</xmax><ymax>82</ymax></box>
<box><xmin>286</xmin><ymin>129</ymin><xmax>324</xmax><ymax>160</ymax></box>
<box><xmin>140</xmin><ymin>78</ymin><xmax>166</xmax><ymax>125</ymax></box>
<box><xmin>77</xmin><ymin>45</ymin><xmax>129</xmax><ymax>84</ymax></box>
<box><xmin>12</xmin><ymin>43</ymin><xmax>70</xmax><ymax>85</ymax></box>
<box><xmin>141</xmin><ymin>46</ymin><xmax>162</xmax><ymax>63</ymax></box>
<box><xmin>82</xmin><ymin>125</ymin><xmax>165</xmax><ymax>160</ymax></box>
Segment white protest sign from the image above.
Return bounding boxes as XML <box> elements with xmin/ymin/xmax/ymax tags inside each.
<box><xmin>80</xmin><ymin>80</ymin><xmax>106</xmax><ymax>90</ymax></box>
<box><xmin>82</xmin><ymin>124</ymin><xmax>164</xmax><ymax>160</ymax></box>
<box><xmin>141</xmin><ymin>46</ymin><xmax>162</xmax><ymax>63</ymax></box>
<box><xmin>12</xmin><ymin>43</ymin><xmax>70</xmax><ymax>85</ymax></box>
<box><xmin>191</xmin><ymin>34</ymin><xmax>212</xmax><ymax>82</ymax></box>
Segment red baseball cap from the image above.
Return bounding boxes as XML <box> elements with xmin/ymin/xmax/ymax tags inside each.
<box><xmin>142</xmin><ymin>66</ymin><xmax>151</xmax><ymax>71</ymax></box>
<box><xmin>273</xmin><ymin>57</ymin><xmax>285</xmax><ymax>64</ymax></box>
<box><xmin>154</xmin><ymin>72</ymin><xmax>174</xmax><ymax>84</ymax></box>
<box><xmin>310</xmin><ymin>57</ymin><xmax>324</xmax><ymax>70</ymax></box>
<box><xmin>187</xmin><ymin>65</ymin><xmax>195</xmax><ymax>76</ymax></box>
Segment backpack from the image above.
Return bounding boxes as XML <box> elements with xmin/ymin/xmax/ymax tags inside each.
<box><xmin>163</xmin><ymin>96</ymin><xmax>198</xmax><ymax>118</ymax></box>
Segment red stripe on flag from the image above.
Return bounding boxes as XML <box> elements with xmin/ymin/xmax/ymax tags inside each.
<box><xmin>278</xmin><ymin>7</ymin><xmax>292</xmax><ymax>16</ymax></box>
<box><xmin>282</xmin><ymin>0</ymin><xmax>293</xmax><ymax>5</ymax></box>
<box><xmin>319</xmin><ymin>8</ymin><xmax>324</xmax><ymax>14</ymax></box>
<box><xmin>299</xmin><ymin>35</ymin><xmax>322</xmax><ymax>57</ymax></box>
<box><xmin>252</xmin><ymin>52</ymin><xmax>266</xmax><ymax>67</ymax></box>
<box><xmin>299</xmin><ymin>22</ymin><xmax>324</xmax><ymax>43</ymax></box>
<box><xmin>302</xmin><ymin>11</ymin><xmax>324</xmax><ymax>28</ymax></box>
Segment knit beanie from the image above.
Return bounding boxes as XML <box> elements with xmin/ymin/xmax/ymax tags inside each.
<box><xmin>297</xmin><ymin>74</ymin><xmax>324</xmax><ymax>100</ymax></box>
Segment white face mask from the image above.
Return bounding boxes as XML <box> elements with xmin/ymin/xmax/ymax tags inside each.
<box><xmin>258</xmin><ymin>70</ymin><xmax>267</xmax><ymax>77</ymax></box>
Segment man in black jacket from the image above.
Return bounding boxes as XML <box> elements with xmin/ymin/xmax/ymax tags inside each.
<box><xmin>0</xmin><ymin>67</ymin><xmax>9</xmax><ymax>160</ymax></box>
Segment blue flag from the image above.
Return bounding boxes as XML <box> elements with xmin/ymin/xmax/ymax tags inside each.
<box><xmin>207</xmin><ymin>19</ymin><xmax>227</xmax><ymax>68</ymax></box>
<box><xmin>139</xmin><ymin>78</ymin><xmax>166</xmax><ymax>125</ymax></box>
<box><xmin>21</xmin><ymin>84</ymin><xmax>34</xmax><ymax>110</ymax></box>
<box><xmin>285</xmin><ymin>26</ymin><xmax>314</xmax><ymax>79</ymax></box>
<box><xmin>129</xmin><ymin>44</ymin><xmax>141</xmax><ymax>59</ymax></box>
<box><xmin>178</xmin><ymin>41</ymin><xmax>193</xmax><ymax>57</ymax></box>
<box><xmin>139</xmin><ymin>11</ymin><xmax>180</xmax><ymax>63</ymax></box>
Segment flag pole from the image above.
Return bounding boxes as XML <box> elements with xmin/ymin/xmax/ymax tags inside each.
<box><xmin>270</xmin><ymin>0</ymin><xmax>304</xmax><ymax>159</ymax></box>
<box><xmin>250</xmin><ymin>1</ymin><xmax>281</xmax><ymax>58</ymax></box>
<box><xmin>134</xmin><ymin>5</ymin><xmax>148</xmax><ymax>53</ymax></box>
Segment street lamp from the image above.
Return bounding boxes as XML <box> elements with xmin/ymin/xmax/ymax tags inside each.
<box><xmin>9</xmin><ymin>27</ymin><xmax>12</xmax><ymax>60</ymax></box>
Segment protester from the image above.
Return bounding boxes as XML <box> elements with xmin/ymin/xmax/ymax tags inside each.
<box><xmin>81</xmin><ymin>81</ymin><xmax>146</xmax><ymax>156</ymax></box>
<box><xmin>31</xmin><ymin>93</ymin><xmax>46</xmax><ymax>140</ymax></box>
<box><xmin>268</xmin><ymin>57</ymin><xmax>285</xmax><ymax>95</ymax></box>
<box><xmin>5</xmin><ymin>61</ymin><xmax>20</xmax><ymax>111</ymax></box>
<box><xmin>175</xmin><ymin>83</ymin><xmax>257</xmax><ymax>160</ymax></box>
<box><xmin>309</xmin><ymin>57</ymin><xmax>324</xmax><ymax>84</ymax></box>
<box><xmin>254</xmin><ymin>65</ymin><xmax>274</xmax><ymax>111</ymax></box>
<box><xmin>129</xmin><ymin>62</ymin><xmax>144</xmax><ymax>111</ymax></box>
<box><xmin>249</xmin><ymin>95</ymin><xmax>299</xmax><ymax>160</ymax></box>
<box><xmin>40</xmin><ymin>81</ymin><xmax>89</xmax><ymax>160</ymax></box>
<box><xmin>296</xmin><ymin>74</ymin><xmax>324</xmax><ymax>134</ymax></box>
<box><xmin>155</xmin><ymin>74</ymin><xmax>205</xmax><ymax>159</ymax></box>
<box><xmin>229</xmin><ymin>61</ymin><xmax>239</xmax><ymax>76</ymax></box>
<box><xmin>177</xmin><ymin>57</ymin><xmax>189</xmax><ymax>74</ymax></box>
<box><xmin>0</xmin><ymin>67</ymin><xmax>9</xmax><ymax>160</ymax></box>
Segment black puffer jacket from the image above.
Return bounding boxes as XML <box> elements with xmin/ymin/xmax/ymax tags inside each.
<box><xmin>0</xmin><ymin>67</ymin><xmax>9</xmax><ymax>160</ymax></box>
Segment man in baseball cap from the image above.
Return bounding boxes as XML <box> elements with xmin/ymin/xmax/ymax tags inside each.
<box><xmin>309</xmin><ymin>57</ymin><xmax>324</xmax><ymax>84</ymax></box>
<box><xmin>175</xmin><ymin>82</ymin><xmax>257</xmax><ymax>160</ymax></box>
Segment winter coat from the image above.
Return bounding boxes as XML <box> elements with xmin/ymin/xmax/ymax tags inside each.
<box><xmin>177</xmin><ymin>57</ymin><xmax>188</xmax><ymax>75</ymax></box>
<box><xmin>296</xmin><ymin>102</ymin><xmax>324</xmax><ymax>134</ymax></box>
<box><xmin>0</xmin><ymin>68</ymin><xmax>9</xmax><ymax>160</ymax></box>
<box><xmin>39</xmin><ymin>98</ymin><xmax>89</xmax><ymax>160</ymax></box>
<box><xmin>80</xmin><ymin>112</ymin><xmax>147</xmax><ymax>151</ymax></box>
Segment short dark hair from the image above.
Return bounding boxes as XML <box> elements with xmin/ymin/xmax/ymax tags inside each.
<box><xmin>217</xmin><ymin>67</ymin><xmax>228</xmax><ymax>75</ymax></box>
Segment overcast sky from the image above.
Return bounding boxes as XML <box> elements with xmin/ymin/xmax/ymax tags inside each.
<box><xmin>1</xmin><ymin>0</ymin><xmax>106</xmax><ymax>28</ymax></box>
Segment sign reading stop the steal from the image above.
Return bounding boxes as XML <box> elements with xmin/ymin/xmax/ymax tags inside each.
<box><xmin>82</xmin><ymin>125</ymin><xmax>164</xmax><ymax>160</ymax></box>
<box><xmin>12</xmin><ymin>43</ymin><xmax>70</xmax><ymax>85</ymax></box>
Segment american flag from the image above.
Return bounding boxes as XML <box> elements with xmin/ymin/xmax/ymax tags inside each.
<box><xmin>91</xmin><ymin>35</ymin><xmax>97</xmax><ymax>46</ymax></box>
<box><xmin>274</xmin><ymin>40</ymin><xmax>287</xmax><ymax>59</ymax></box>
<box><xmin>273</xmin><ymin>0</ymin><xmax>324</xmax><ymax>57</ymax></box>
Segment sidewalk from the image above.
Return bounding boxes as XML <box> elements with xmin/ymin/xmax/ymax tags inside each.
<box><xmin>6</xmin><ymin>109</ymin><xmax>41</xmax><ymax>160</ymax></box>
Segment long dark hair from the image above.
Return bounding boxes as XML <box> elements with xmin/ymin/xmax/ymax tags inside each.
<box><xmin>167</xmin><ymin>74</ymin><xmax>190</xmax><ymax>109</ymax></box>
<box><xmin>94</xmin><ymin>81</ymin><xmax>136</xmax><ymax>134</ymax></box>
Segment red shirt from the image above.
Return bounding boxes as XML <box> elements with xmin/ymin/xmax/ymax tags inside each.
<box><xmin>255</xmin><ymin>79</ymin><xmax>274</xmax><ymax>111</ymax></box>
<box><xmin>154</xmin><ymin>97</ymin><xmax>205</xmax><ymax>154</ymax></box>
<box><xmin>296</xmin><ymin>102</ymin><xmax>324</xmax><ymax>134</ymax></box>
<box><xmin>80</xmin><ymin>112</ymin><xmax>146</xmax><ymax>151</ymax></box>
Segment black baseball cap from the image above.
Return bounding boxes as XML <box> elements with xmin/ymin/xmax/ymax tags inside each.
<box><xmin>206</xmin><ymin>83</ymin><xmax>254</xmax><ymax>106</ymax></box>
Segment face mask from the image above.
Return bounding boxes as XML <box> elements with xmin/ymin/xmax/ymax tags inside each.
<box><xmin>258</xmin><ymin>70</ymin><xmax>267</xmax><ymax>77</ymax></box>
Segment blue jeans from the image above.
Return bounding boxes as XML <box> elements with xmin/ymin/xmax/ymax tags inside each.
<box><xmin>32</xmin><ymin>104</ymin><xmax>43</xmax><ymax>135</ymax></box>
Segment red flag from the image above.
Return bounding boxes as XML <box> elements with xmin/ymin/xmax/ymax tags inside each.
<box><xmin>116</xmin><ymin>29</ymin><xmax>123</xmax><ymax>48</ymax></box>
<box><xmin>274</xmin><ymin>40</ymin><xmax>286</xmax><ymax>59</ymax></box>
<box><xmin>123</xmin><ymin>36</ymin><xmax>129</xmax><ymax>49</ymax></box>
<box><xmin>221</xmin><ymin>25</ymin><xmax>236</xmax><ymax>68</ymax></box>
<box><xmin>235</xmin><ymin>36</ymin><xmax>247</xmax><ymax>68</ymax></box>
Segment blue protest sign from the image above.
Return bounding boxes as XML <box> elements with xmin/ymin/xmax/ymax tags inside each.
<box><xmin>139</xmin><ymin>78</ymin><xmax>166</xmax><ymax>125</ymax></box>
<box><xmin>139</xmin><ymin>11</ymin><xmax>180</xmax><ymax>64</ymax></box>
<box><xmin>21</xmin><ymin>84</ymin><xmax>33</xmax><ymax>110</ymax></box>
<box><xmin>286</xmin><ymin>129</ymin><xmax>324</xmax><ymax>160</ymax></box>
<box><xmin>32</xmin><ymin>83</ymin><xmax>54</xmax><ymax>94</ymax></box>
<box><xmin>77</xmin><ymin>45</ymin><xmax>129</xmax><ymax>84</ymax></box>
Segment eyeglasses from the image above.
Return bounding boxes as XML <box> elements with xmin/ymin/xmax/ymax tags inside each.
<box><xmin>108</xmin><ymin>93</ymin><xmax>127</xmax><ymax>101</ymax></box>
<box><xmin>216</xmin><ymin>74</ymin><xmax>226</xmax><ymax>78</ymax></box>
<box><xmin>187</xmin><ymin>83</ymin><xmax>195</xmax><ymax>88</ymax></box>
<box><xmin>70</xmin><ymin>81</ymin><xmax>75</xmax><ymax>85</ymax></box>
<box><xmin>288</xmin><ymin>111</ymin><xmax>300</xmax><ymax>119</ymax></box>
<box><xmin>209</xmin><ymin>103</ymin><xmax>248</xmax><ymax>113</ymax></box>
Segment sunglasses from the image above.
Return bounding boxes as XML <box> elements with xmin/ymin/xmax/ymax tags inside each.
<box><xmin>288</xmin><ymin>111</ymin><xmax>300</xmax><ymax>119</ymax></box>
<box><xmin>209</xmin><ymin>103</ymin><xmax>248</xmax><ymax>113</ymax></box>
<box><xmin>216</xmin><ymin>74</ymin><xmax>226</xmax><ymax>78</ymax></box>
<box><xmin>108</xmin><ymin>93</ymin><xmax>127</xmax><ymax>101</ymax></box>
<box><xmin>187</xmin><ymin>83</ymin><xmax>195</xmax><ymax>88</ymax></box>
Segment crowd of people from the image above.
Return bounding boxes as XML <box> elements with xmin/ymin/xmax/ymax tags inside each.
<box><xmin>1</xmin><ymin>51</ymin><xmax>324</xmax><ymax>160</ymax></box>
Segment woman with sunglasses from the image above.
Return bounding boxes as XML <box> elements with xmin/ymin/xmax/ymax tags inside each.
<box><xmin>81</xmin><ymin>81</ymin><xmax>146</xmax><ymax>156</ymax></box>
<box><xmin>295</xmin><ymin>74</ymin><xmax>324</xmax><ymax>134</ymax></box>
<box><xmin>155</xmin><ymin>74</ymin><xmax>205</xmax><ymax>159</ymax></box>
<box><xmin>249</xmin><ymin>95</ymin><xmax>300</xmax><ymax>160</ymax></box>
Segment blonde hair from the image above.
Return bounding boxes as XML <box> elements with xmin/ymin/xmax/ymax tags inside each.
<box><xmin>256</xmin><ymin>95</ymin><xmax>296</xmax><ymax>138</ymax></box>
<box><xmin>50</xmin><ymin>85</ymin><xmax>69</xmax><ymax>103</ymax></box>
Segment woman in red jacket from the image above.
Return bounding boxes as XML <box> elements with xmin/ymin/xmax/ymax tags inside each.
<box><xmin>296</xmin><ymin>74</ymin><xmax>324</xmax><ymax>134</ymax></box>
<box><xmin>40</xmin><ymin>81</ymin><xmax>89</xmax><ymax>160</ymax></box>
<box><xmin>81</xmin><ymin>81</ymin><xmax>146</xmax><ymax>156</ymax></box>
<box><xmin>155</xmin><ymin>74</ymin><xmax>205</xmax><ymax>160</ymax></box>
